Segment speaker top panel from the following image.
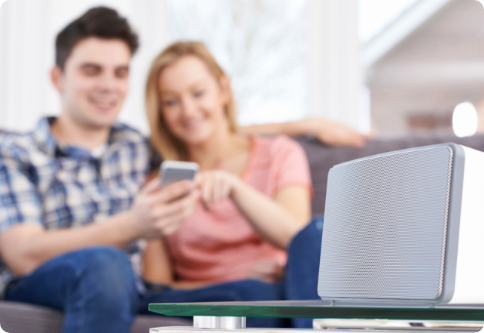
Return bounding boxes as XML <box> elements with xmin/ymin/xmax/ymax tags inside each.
<box><xmin>318</xmin><ymin>145</ymin><xmax>454</xmax><ymax>301</ymax></box>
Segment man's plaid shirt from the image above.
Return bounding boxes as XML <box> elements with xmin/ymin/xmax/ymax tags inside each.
<box><xmin>0</xmin><ymin>117</ymin><xmax>152</xmax><ymax>296</ymax></box>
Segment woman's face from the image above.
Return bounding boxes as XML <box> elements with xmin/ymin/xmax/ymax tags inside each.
<box><xmin>157</xmin><ymin>55</ymin><xmax>229</xmax><ymax>146</ymax></box>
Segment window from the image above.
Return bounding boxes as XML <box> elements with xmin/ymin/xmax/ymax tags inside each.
<box><xmin>167</xmin><ymin>0</ymin><xmax>307</xmax><ymax>126</ymax></box>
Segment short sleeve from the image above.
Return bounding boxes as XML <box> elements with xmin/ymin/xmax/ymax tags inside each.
<box><xmin>0</xmin><ymin>149</ymin><xmax>43</xmax><ymax>233</ymax></box>
<box><xmin>270</xmin><ymin>136</ymin><xmax>312</xmax><ymax>194</ymax></box>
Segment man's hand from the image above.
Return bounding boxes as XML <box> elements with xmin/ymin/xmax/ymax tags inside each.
<box><xmin>125</xmin><ymin>178</ymin><xmax>199</xmax><ymax>238</ymax></box>
<box><xmin>302</xmin><ymin>118</ymin><xmax>367</xmax><ymax>148</ymax></box>
<box><xmin>0</xmin><ymin>178</ymin><xmax>199</xmax><ymax>276</ymax></box>
<box><xmin>246</xmin><ymin>260</ymin><xmax>285</xmax><ymax>284</ymax></box>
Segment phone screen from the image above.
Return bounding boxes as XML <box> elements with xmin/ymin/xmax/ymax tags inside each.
<box><xmin>161</xmin><ymin>168</ymin><xmax>197</xmax><ymax>188</ymax></box>
<box><xmin>159</xmin><ymin>161</ymin><xmax>199</xmax><ymax>188</ymax></box>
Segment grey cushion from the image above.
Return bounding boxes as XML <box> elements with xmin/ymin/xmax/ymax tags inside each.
<box><xmin>0</xmin><ymin>301</ymin><xmax>191</xmax><ymax>333</ymax></box>
<box><xmin>295</xmin><ymin>134</ymin><xmax>484</xmax><ymax>216</ymax></box>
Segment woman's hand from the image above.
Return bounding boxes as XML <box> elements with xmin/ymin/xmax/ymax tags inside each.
<box><xmin>239</xmin><ymin>118</ymin><xmax>369</xmax><ymax>148</ymax></box>
<box><xmin>246</xmin><ymin>260</ymin><xmax>285</xmax><ymax>284</ymax></box>
<box><xmin>302</xmin><ymin>118</ymin><xmax>367</xmax><ymax>148</ymax></box>
<box><xmin>195</xmin><ymin>170</ymin><xmax>241</xmax><ymax>209</ymax></box>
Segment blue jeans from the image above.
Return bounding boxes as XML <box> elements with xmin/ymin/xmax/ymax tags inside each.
<box><xmin>5</xmin><ymin>217</ymin><xmax>324</xmax><ymax>332</ymax></box>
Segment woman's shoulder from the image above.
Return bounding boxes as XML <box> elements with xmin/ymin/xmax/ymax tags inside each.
<box><xmin>248</xmin><ymin>135</ymin><xmax>311</xmax><ymax>190</ymax></box>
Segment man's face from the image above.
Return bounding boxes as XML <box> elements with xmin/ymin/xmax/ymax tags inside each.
<box><xmin>53</xmin><ymin>37</ymin><xmax>131</xmax><ymax>129</ymax></box>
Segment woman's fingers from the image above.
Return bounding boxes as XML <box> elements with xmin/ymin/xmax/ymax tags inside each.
<box><xmin>200</xmin><ymin>172</ymin><xmax>219</xmax><ymax>206</ymax></box>
<box><xmin>202</xmin><ymin>176</ymin><xmax>213</xmax><ymax>208</ymax></box>
<box><xmin>213</xmin><ymin>175</ymin><xmax>226</xmax><ymax>202</ymax></box>
<box><xmin>221</xmin><ymin>178</ymin><xmax>231</xmax><ymax>198</ymax></box>
<box><xmin>310</xmin><ymin>118</ymin><xmax>367</xmax><ymax>148</ymax></box>
<box><xmin>196</xmin><ymin>171</ymin><xmax>237</xmax><ymax>207</ymax></box>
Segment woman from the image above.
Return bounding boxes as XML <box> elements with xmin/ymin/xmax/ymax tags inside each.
<box><xmin>142</xmin><ymin>42</ymin><xmax>323</xmax><ymax>328</ymax></box>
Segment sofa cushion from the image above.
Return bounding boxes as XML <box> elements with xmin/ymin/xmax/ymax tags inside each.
<box><xmin>0</xmin><ymin>301</ymin><xmax>191</xmax><ymax>333</ymax></box>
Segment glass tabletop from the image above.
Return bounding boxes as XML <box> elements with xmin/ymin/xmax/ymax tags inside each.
<box><xmin>149</xmin><ymin>300</ymin><xmax>484</xmax><ymax>321</ymax></box>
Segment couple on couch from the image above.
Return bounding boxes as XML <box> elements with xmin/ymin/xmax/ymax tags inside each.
<box><xmin>0</xmin><ymin>7</ymin><xmax>365</xmax><ymax>333</ymax></box>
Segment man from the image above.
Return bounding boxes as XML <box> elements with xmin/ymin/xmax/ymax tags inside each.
<box><xmin>0</xmin><ymin>6</ymin><xmax>202</xmax><ymax>332</ymax></box>
<box><xmin>0</xmin><ymin>7</ymin><xmax>365</xmax><ymax>333</ymax></box>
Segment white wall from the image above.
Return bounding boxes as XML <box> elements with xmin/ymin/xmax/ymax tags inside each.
<box><xmin>0</xmin><ymin>0</ymin><xmax>168</xmax><ymax>133</ymax></box>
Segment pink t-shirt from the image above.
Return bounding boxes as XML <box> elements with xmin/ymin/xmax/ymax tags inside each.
<box><xmin>164</xmin><ymin>135</ymin><xmax>312</xmax><ymax>283</ymax></box>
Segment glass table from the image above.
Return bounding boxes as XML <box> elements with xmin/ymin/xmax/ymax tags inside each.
<box><xmin>149</xmin><ymin>300</ymin><xmax>484</xmax><ymax>333</ymax></box>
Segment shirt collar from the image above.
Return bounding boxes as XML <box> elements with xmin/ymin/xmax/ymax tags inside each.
<box><xmin>32</xmin><ymin>117</ymin><xmax>134</xmax><ymax>159</ymax></box>
<box><xmin>32</xmin><ymin>117</ymin><xmax>58</xmax><ymax>157</ymax></box>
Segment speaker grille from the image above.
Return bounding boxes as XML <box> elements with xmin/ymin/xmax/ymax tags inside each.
<box><xmin>318</xmin><ymin>146</ymin><xmax>453</xmax><ymax>301</ymax></box>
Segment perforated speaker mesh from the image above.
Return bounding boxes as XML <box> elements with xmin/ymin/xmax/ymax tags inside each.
<box><xmin>318</xmin><ymin>146</ymin><xmax>453</xmax><ymax>301</ymax></box>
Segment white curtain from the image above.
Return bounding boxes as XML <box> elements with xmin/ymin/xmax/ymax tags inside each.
<box><xmin>0</xmin><ymin>0</ymin><xmax>366</xmax><ymax>134</ymax></box>
<box><xmin>0</xmin><ymin>0</ymin><xmax>168</xmax><ymax>134</ymax></box>
<box><xmin>306</xmin><ymin>0</ymin><xmax>365</xmax><ymax>132</ymax></box>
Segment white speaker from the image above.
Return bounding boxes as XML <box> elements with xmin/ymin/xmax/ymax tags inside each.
<box><xmin>318</xmin><ymin>143</ymin><xmax>484</xmax><ymax>304</ymax></box>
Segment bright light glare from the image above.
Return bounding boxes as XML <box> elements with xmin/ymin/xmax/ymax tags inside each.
<box><xmin>452</xmin><ymin>102</ymin><xmax>478</xmax><ymax>138</ymax></box>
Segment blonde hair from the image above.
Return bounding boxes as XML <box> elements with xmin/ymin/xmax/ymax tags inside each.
<box><xmin>145</xmin><ymin>41</ymin><xmax>237</xmax><ymax>161</ymax></box>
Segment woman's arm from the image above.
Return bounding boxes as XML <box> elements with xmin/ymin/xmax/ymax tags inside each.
<box><xmin>143</xmin><ymin>238</ymin><xmax>174</xmax><ymax>285</ymax></box>
<box><xmin>196</xmin><ymin>171</ymin><xmax>311</xmax><ymax>250</ymax></box>
<box><xmin>239</xmin><ymin>118</ymin><xmax>367</xmax><ymax>148</ymax></box>
<box><xmin>143</xmin><ymin>238</ymin><xmax>219</xmax><ymax>289</ymax></box>
<box><xmin>231</xmin><ymin>183</ymin><xmax>311</xmax><ymax>249</ymax></box>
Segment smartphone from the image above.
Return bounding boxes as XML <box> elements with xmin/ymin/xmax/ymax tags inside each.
<box><xmin>159</xmin><ymin>161</ymin><xmax>199</xmax><ymax>188</ymax></box>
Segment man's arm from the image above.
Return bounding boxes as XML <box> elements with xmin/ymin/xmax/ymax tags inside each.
<box><xmin>0</xmin><ymin>214</ymin><xmax>133</xmax><ymax>276</ymax></box>
<box><xmin>0</xmin><ymin>178</ymin><xmax>198</xmax><ymax>276</ymax></box>
<box><xmin>239</xmin><ymin>118</ymin><xmax>367</xmax><ymax>148</ymax></box>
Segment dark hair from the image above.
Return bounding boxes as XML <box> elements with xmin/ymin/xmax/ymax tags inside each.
<box><xmin>55</xmin><ymin>7</ymin><xmax>139</xmax><ymax>70</ymax></box>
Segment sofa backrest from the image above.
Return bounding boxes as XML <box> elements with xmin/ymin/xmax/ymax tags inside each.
<box><xmin>3</xmin><ymin>128</ymin><xmax>483</xmax><ymax>217</ymax></box>
<box><xmin>296</xmin><ymin>134</ymin><xmax>484</xmax><ymax>216</ymax></box>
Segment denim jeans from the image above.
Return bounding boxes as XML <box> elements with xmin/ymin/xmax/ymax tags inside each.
<box><xmin>5</xmin><ymin>217</ymin><xmax>324</xmax><ymax>332</ymax></box>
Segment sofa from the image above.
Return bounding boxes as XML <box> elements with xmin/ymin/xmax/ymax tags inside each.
<box><xmin>1</xmin><ymin>132</ymin><xmax>483</xmax><ymax>332</ymax></box>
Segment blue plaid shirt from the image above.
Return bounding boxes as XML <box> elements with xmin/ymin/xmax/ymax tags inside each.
<box><xmin>0</xmin><ymin>117</ymin><xmax>152</xmax><ymax>296</ymax></box>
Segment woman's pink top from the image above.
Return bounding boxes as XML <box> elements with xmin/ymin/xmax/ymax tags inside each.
<box><xmin>164</xmin><ymin>135</ymin><xmax>312</xmax><ymax>283</ymax></box>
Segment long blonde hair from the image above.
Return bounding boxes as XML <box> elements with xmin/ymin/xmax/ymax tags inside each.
<box><xmin>146</xmin><ymin>41</ymin><xmax>238</xmax><ymax>161</ymax></box>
